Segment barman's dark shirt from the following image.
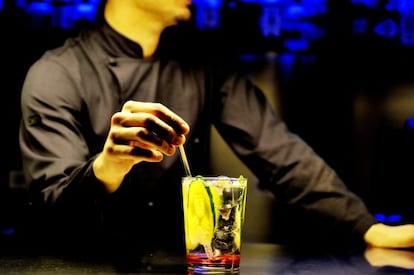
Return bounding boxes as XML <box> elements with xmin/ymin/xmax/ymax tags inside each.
<box><xmin>19</xmin><ymin>22</ymin><xmax>377</xmax><ymax>256</ymax></box>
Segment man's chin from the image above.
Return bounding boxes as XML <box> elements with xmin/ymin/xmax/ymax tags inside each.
<box><xmin>177</xmin><ymin>10</ymin><xmax>192</xmax><ymax>22</ymax></box>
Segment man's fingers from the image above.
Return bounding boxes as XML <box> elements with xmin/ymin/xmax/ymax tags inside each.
<box><xmin>106</xmin><ymin>143</ymin><xmax>164</xmax><ymax>161</ymax></box>
<box><xmin>145</xmin><ymin>118</ymin><xmax>174</xmax><ymax>143</ymax></box>
<box><xmin>111</xmin><ymin>127</ymin><xmax>175</xmax><ymax>156</ymax></box>
<box><xmin>113</xmin><ymin>112</ymin><xmax>186</xmax><ymax>146</ymax></box>
<box><xmin>121</xmin><ymin>101</ymin><xmax>190</xmax><ymax>135</ymax></box>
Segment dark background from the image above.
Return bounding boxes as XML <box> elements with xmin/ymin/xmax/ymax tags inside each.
<box><xmin>1</xmin><ymin>0</ymin><xmax>414</xmax><ymax>243</ymax></box>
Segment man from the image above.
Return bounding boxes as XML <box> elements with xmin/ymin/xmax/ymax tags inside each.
<box><xmin>19</xmin><ymin>0</ymin><xmax>414</xmax><ymax>261</ymax></box>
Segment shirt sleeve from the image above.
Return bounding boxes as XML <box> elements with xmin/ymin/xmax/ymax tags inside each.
<box><xmin>212</xmin><ymin>71</ymin><xmax>378</xmax><ymax>238</ymax></box>
<box><xmin>19</xmin><ymin>54</ymin><xmax>107</xmax><ymax>207</ymax></box>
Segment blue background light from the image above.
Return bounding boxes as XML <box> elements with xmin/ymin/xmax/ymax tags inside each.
<box><xmin>374</xmin><ymin>213</ymin><xmax>402</xmax><ymax>223</ymax></box>
<box><xmin>2</xmin><ymin>0</ymin><xmax>413</xmax><ymax>50</ymax></box>
<box><xmin>374</xmin><ymin>19</ymin><xmax>398</xmax><ymax>39</ymax></box>
<box><xmin>406</xmin><ymin>117</ymin><xmax>414</xmax><ymax>129</ymax></box>
<box><xmin>351</xmin><ymin>0</ymin><xmax>380</xmax><ymax>9</ymax></box>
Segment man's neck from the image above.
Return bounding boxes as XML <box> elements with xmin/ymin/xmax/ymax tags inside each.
<box><xmin>104</xmin><ymin>7</ymin><xmax>167</xmax><ymax>58</ymax></box>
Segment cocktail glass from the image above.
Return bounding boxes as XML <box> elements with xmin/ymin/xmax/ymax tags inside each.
<box><xmin>182</xmin><ymin>176</ymin><xmax>248</xmax><ymax>274</ymax></box>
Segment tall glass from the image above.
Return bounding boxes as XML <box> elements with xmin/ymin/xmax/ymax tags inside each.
<box><xmin>182</xmin><ymin>176</ymin><xmax>248</xmax><ymax>274</ymax></box>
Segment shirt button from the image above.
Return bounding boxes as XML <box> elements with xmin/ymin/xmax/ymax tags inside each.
<box><xmin>27</xmin><ymin>114</ymin><xmax>41</xmax><ymax>126</ymax></box>
<box><xmin>193</xmin><ymin>137</ymin><xmax>200</xmax><ymax>144</ymax></box>
<box><xmin>108</xmin><ymin>58</ymin><xmax>117</xmax><ymax>66</ymax></box>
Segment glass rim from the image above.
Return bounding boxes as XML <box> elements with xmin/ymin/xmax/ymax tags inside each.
<box><xmin>182</xmin><ymin>175</ymin><xmax>247</xmax><ymax>183</ymax></box>
<box><xmin>182</xmin><ymin>175</ymin><xmax>244</xmax><ymax>178</ymax></box>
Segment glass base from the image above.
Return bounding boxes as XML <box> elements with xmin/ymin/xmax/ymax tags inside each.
<box><xmin>186</xmin><ymin>253</ymin><xmax>240</xmax><ymax>274</ymax></box>
<box><xmin>187</xmin><ymin>264</ymin><xmax>240</xmax><ymax>274</ymax></box>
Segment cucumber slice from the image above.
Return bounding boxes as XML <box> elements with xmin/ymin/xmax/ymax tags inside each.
<box><xmin>185</xmin><ymin>178</ymin><xmax>215</xmax><ymax>250</ymax></box>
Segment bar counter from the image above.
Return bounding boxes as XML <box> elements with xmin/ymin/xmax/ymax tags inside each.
<box><xmin>0</xmin><ymin>242</ymin><xmax>413</xmax><ymax>274</ymax></box>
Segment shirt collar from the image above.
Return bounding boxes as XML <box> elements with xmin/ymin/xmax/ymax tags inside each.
<box><xmin>95</xmin><ymin>21</ymin><xmax>192</xmax><ymax>61</ymax></box>
<box><xmin>99</xmin><ymin>21</ymin><xmax>145</xmax><ymax>58</ymax></box>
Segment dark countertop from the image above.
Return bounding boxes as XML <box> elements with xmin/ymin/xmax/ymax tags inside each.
<box><xmin>0</xmin><ymin>242</ymin><xmax>413</xmax><ymax>274</ymax></box>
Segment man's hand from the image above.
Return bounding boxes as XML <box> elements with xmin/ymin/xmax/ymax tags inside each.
<box><xmin>364</xmin><ymin>223</ymin><xmax>414</xmax><ymax>248</ymax></box>
<box><xmin>93</xmin><ymin>101</ymin><xmax>190</xmax><ymax>193</ymax></box>
<box><xmin>364</xmin><ymin>246</ymin><xmax>414</xmax><ymax>270</ymax></box>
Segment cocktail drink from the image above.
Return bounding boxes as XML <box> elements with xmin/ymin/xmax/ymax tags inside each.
<box><xmin>182</xmin><ymin>176</ymin><xmax>248</xmax><ymax>274</ymax></box>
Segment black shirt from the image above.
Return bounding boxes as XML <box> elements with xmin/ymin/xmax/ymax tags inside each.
<box><xmin>19</xmin><ymin>22</ymin><xmax>377</xmax><ymax>256</ymax></box>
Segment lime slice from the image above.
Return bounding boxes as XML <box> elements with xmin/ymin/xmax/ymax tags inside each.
<box><xmin>185</xmin><ymin>178</ymin><xmax>215</xmax><ymax>250</ymax></box>
<box><xmin>234</xmin><ymin>176</ymin><xmax>247</xmax><ymax>250</ymax></box>
<box><xmin>208</xmin><ymin>184</ymin><xmax>222</xmax><ymax>227</ymax></box>
<box><xmin>233</xmin><ymin>207</ymin><xmax>241</xmax><ymax>249</ymax></box>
